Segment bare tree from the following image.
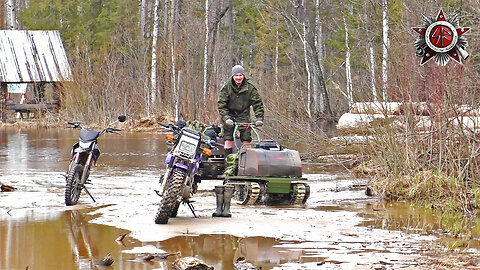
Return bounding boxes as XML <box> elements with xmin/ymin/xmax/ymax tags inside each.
<box><xmin>382</xmin><ymin>0</ymin><xmax>389</xmax><ymax>101</ymax></box>
<box><xmin>6</xmin><ymin>0</ymin><xmax>16</xmax><ymax>29</ymax></box>
<box><xmin>343</xmin><ymin>16</ymin><xmax>353</xmax><ymax>109</ymax></box>
<box><xmin>0</xmin><ymin>0</ymin><xmax>5</xmax><ymax>29</ymax></box>
<box><xmin>369</xmin><ymin>46</ymin><xmax>377</xmax><ymax>102</ymax></box>
<box><xmin>203</xmin><ymin>0</ymin><xmax>210</xmax><ymax>105</ymax></box>
<box><xmin>301</xmin><ymin>0</ymin><xmax>312</xmax><ymax>118</ymax></box>
<box><xmin>150</xmin><ymin>0</ymin><xmax>161</xmax><ymax>115</ymax></box>
<box><xmin>139</xmin><ymin>0</ymin><xmax>147</xmax><ymax>38</ymax></box>
<box><xmin>302</xmin><ymin>0</ymin><xmax>332</xmax><ymax>129</ymax></box>
<box><xmin>170</xmin><ymin>0</ymin><xmax>177</xmax><ymax>120</ymax></box>
<box><xmin>203</xmin><ymin>0</ymin><xmax>229</xmax><ymax>110</ymax></box>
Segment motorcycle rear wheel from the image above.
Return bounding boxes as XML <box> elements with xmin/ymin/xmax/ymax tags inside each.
<box><xmin>155</xmin><ymin>168</ymin><xmax>185</xmax><ymax>224</ymax></box>
<box><xmin>65</xmin><ymin>164</ymin><xmax>84</xmax><ymax>206</ymax></box>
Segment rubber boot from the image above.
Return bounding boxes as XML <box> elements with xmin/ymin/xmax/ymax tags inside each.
<box><xmin>221</xmin><ymin>185</ymin><xmax>234</xmax><ymax>217</ymax></box>
<box><xmin>212</xmin><ymin>186</ymin><xmax>224</xmax><ymax>217</ymax></box>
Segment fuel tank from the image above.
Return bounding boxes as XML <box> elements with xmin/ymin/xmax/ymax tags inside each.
<box><xmin>237</xmin><ymin>142</ymin><xmax>302</xmax><ymax>177</ymax></box>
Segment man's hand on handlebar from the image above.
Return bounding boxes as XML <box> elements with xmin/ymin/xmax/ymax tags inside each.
<box><xmin>225</xmin><ymin>119</ymin><xmax>234</xmax><ymax>127</ymax></box>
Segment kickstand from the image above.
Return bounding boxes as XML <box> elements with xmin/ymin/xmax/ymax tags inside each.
<box><xmin>186</xmin><ymin>201</ymin><xmax>197</xmax><ymax>218</ymax></box>
<box><xmin>83</xmin><ymin>186</ymin><xmax>96</xmax><ymax>203</ymax></box>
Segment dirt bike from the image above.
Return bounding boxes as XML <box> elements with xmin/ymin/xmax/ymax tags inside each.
<box><xmin>64</xmin><ymin>115</ymin><xmax>126</xmax><ymax>206</ymax></box>
<box><xmin>154</xmin><ymin>120</ymin><xmax>222</xmax><ymax>224</ymax></box>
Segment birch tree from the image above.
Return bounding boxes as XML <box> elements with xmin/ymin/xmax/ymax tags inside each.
<box><xmin>382</xmin><ymin>0</ymin><xmax>389</xmax><ymax>101</ymax></box>
<box><xmin>139</xmin><ymin>0</ymin><xmax>147</xmax><ymax>38</ymax></box>
<box><xmin>203</xmin><ymin>0</ymin><xmax>210</xmax><ymax>104</ymax></box>
<box><xmin>363</xmin><ymin>1</ymin><xmax>377</xmax><ymax>102</ymax></box>
<box><xmin>343</xmin><ymin>16</ymin><xmax>353</xmax><ymax>109</ymax></box>
<box><xmin>170</xmin><ymin>0</ymin><xmax>177</xmax><ymax>120</ymax></box>
<box><xmin>150</xmin><ymin>0</ymin><xmax>161</xmax><ymax>114</ymax></box>
<box><xmin>370</xmin><ymin>46</ymin><xmax>377</xmax><ymax>102</ymax></box>
<box><xmin>227</xmin><ymin>0</ymin><xmax>234</xmax><ymax>67</ymax></box>
<box><xmin>303</xmin><ymin>0</ymin><xmax>332</xmax><ymax>128</ymax></box>
<box><xmin>7</xmin><ymin>0</ymin><xmax>16</xmax><ymax>29</ymax></box>
<box><xmin>301</xmin><ymin>0</ymin><xmax>312</xmax><ymax>118</ymax></box>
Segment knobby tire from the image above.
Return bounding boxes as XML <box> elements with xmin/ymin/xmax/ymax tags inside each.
<box><xmin>65</xmin><ymin>164</ymin><xmax>84</xmax><ymax>206</ymax></box>
<box><xmin>154</xmin><ymin>168</ymin><xmax>185</xmax><ymax>224</ymax></box>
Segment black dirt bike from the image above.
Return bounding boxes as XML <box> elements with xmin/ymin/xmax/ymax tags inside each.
<box><xmin>64</xmin><ymin>115</ymin><xmax>126</xmax><ymax>206</ymax></box>
<box><xmin>154</xmin><ymin>120</ymin><xmax>222</xmax><ymax>224</ymax></box>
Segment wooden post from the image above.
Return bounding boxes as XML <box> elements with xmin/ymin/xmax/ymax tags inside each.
<box><xmin>0</xmin><ymin>83</ymin><xmax>6</xmax><ymax>122</ymax></box>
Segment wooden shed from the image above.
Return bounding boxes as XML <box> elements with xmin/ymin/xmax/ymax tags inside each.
<box><xmin>0</xmin><ymin>30</ymin><xmax>72</xmax><ymax>121</ymax></box>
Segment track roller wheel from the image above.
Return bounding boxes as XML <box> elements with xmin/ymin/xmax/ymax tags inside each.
<box><xmin>234</xmin><ymin>182</ymin><xmax>261</xmax><ymax>205</ymax></box>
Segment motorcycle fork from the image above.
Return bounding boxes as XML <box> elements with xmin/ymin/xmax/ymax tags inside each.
<box><xmin>81</xmin><ymin>150</ymin><xmax>96</xmax><ymax>203</ymax></box>
<box><xmin>82</xmin><ymin>154</ymin><xmax>93</xmax><ymax>183</ymax></box>
<box><xmin>81</xmin><ymin>144</ymin><xmax>96</xmax><ymax>184</ymax></box>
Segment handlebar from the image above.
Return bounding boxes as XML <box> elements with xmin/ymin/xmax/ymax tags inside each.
<box><xmin>102</xmin><ymin>127</ymin><xmax>122</xmax><ymax>135</ymax></box>
<box><xmin>158</xmin><ymin>122</ymin><xmax>178</xmax><ymax>131</ymax></box>
<box><xmin>232</xmin><ymin>122</ymin><xmax>261</xmax><ymax>143</ymax></box>
<box><xmin>67</xmin><ymin>115</ymin><xmax>126</xmax><ymax>136</ymax></box>
<box><xmin>203</xmin><ymin>139</ymin><xmax>224</xmax><ymax>148</ymax></box>
<box><xmin>67</xmin><ymin>121</ymin><xmax>82</xmax><ymax>129</ymax></box>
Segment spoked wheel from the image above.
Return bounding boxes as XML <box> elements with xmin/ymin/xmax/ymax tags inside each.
<box><xmin>155</xmin><ymin>168</ymin><xmax>185</xmax><ymax>224</ymax></box>
<box><xmin>233</xmin><ymin>182</ymin><xmax>261</xmax><ymax>205</ymax></box>
<box><xmin>290</xmin><ymin>183</ymin><xmax>307</xmax><ymax>205</ymax></box>
<box><xmin>65</xmin><ymin>164</ymin><xmax>84</xmax><ymax>206</ymax></box>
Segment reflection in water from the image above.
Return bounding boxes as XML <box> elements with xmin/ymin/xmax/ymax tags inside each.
<box><xmin>0</xmin><ymin>210</ymin><xmax>135</xmax><ymax>270</ymax></box>
<box><xmin>156</xmin><ymin>235</ymin><xmax>321</xmax><ymax>270</ymax></box>
<box><xmin>6</xmin><ymin>131</ymin><xmax>28</xmax><ymax>172</ymax></box>
<box><xmin>0</xmin><ymin>209</ymin><xmax>322</xmax><ymax>270</ymax></box>
<box><xmin>65</xmin><ymin>210</ymin><xmax>96</xmax><ymax>269</ymax></box>
<box><xmin>0</xmin><ymin>127</ymin><xmax>167</xmax><ymax>175</ymax></box>
<box><xmin>357</xmin><ymin>201</ymin><xmax>480</xmax><ymax>248</ymax></box>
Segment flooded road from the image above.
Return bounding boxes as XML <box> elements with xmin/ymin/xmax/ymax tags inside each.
<box><xmin>1</xmin><ymin>126</ymin><xmax>479</xmax><ymax>269</ymax></box>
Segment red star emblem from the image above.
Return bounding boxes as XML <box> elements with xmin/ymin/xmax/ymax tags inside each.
<box><xmin>412</xmin><ymin>9</ymin><xmax>470</xmax><ymax>65</ymax></box>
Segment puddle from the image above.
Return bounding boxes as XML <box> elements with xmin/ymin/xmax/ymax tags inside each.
<box><xmin>0</xmin><ymin>209</ymin><xmax>131</xmax><ymax>270</ymax></box>
<box><xmin>353</xmin><ymin>201</ymin><xmax>480</xmax><ymax>249</ymax></box>
<box><xmin>0</xmin><ymin>209</ymin><xmax>324</xmax><ymax>270</ymax></box>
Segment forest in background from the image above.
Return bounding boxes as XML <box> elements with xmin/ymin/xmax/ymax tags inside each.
<box><xmin>1</xmin><ymin>0</ymin><xmax>480</xmax><ymax>138</ymax></box>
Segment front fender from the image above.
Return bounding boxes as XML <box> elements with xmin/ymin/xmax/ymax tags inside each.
<box><xmin>173</xmin><ymin>163</ymin><xmax>189</xmax><ymax>170</ymax></box>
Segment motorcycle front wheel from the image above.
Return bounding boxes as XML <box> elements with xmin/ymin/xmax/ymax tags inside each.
<box><xmin>155</xmin><ymin>167</ymin><xmax>186</xmax><ymax>224</ymax></box>
<box><xmin>65</xmin><ymin>164</ymin><xmax>84</xmax><ymax>206</ymax></box>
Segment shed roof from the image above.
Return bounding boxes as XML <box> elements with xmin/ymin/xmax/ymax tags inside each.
<box><xmin>0</xmin><ymin>30</ymin><xmax>72</xmax><ymax>83</ymax></box>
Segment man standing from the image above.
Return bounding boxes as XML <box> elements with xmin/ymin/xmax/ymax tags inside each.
<box><xmin>218</xmin><ymin>65</ymin><xmax>264</xmax><ymax>156</ymax></box>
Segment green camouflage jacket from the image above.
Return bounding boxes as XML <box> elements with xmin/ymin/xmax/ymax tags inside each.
<box><xmin>217</xmin><ymin>77</ymin><xmax>264</xmax><ymax>122</ymax></box>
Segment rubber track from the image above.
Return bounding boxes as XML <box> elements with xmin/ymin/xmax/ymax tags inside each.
<box><xmin>244</xmin><ymin>182</ymin><xmax>260</xmax><ymax>205</ymax></box>
<box><xmin>291</xmin><ymin>183</ymin><xmax>306</xmax><ymax>205</ymax></box>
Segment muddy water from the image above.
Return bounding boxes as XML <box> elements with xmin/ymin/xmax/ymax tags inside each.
<box><xmin>0</xmin><ymin>127</ymin><xmax>475</xmax><ymax>269</ymax></box>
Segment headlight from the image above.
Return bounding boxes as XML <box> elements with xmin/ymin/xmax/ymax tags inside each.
<box><xmin>179</xmin><ymin>141</ymin><xmax>196</xmax><ymax>155</ymax></box>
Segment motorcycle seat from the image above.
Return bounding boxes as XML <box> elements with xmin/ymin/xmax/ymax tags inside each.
<box><xmin>79</xmin><ymin>129</ymin><xmax>101</xmax><ymax>142</ymax></box>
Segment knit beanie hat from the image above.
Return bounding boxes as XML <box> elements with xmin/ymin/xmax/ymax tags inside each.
<box><xmin>232</xmin><ymin>65</ymin><xmax>244</xmax><ymax>76</ymax></box>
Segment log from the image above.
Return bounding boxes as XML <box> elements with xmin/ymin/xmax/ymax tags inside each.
<box><xmin>173</xmin><ymin>257</ymin><xmax>213</xmax><ymax>270</ymax></box>
<box><xmin>6</xmin><ymin>103</ymin><xmax>59</xmax><ymax>112</ymax></box>
<box><xmin>1</xmin><ymin>184</ymin><xmax>16</xmax><ymax>192</ymax></box>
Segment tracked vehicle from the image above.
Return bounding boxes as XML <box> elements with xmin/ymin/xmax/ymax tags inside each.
<box><xmin>198</xmin><ymin>123</ymin><xmax>310</xmax><ymax>205</ymax></box>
